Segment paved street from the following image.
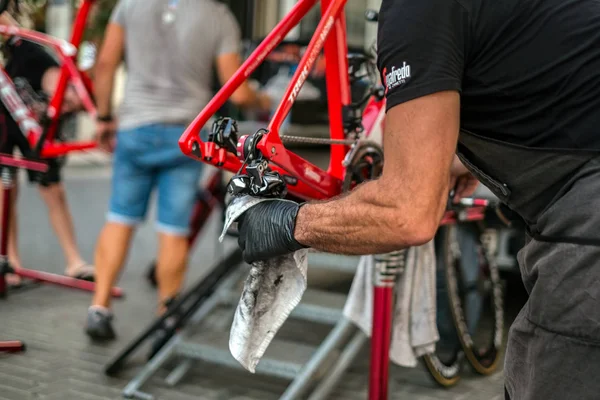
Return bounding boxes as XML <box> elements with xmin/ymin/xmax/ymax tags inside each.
<box><xmin>0</xmin><ymin>159</ymin><xmax>523</xmax><ymax>400</ymax></box>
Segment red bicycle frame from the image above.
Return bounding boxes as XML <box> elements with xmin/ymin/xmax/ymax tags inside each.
<box><xmin>179</xmin><ymin>1</ymin><xmax>489</xmax><ymax>399</ymax></box>
<box><xmin>180</xmin><ymin>0</ymin><xmax>356</xmax><ymax>201</ymax></box>
<box><xmin>0</xmin><ymin>0</ymin><xmax>98</xmax><ymax>159</ymax></box>
<box><xmin>0</xmin><ymin>1</ymin><xmax>123</xmax><ymax>299</ymax></box>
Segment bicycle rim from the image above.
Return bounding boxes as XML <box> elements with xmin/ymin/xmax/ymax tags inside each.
<box><xmin>422</xmin><ymin>226</ymin><xmax>464</xmax><ymax>388</ymax></box>
<box><xmin>422</xmin><ymin>351</ymin><xmax>463</xmax><ymax>387</ymax></box>
<box><xmin>445</xmin><ymin>224</ymin><xmax>504</xmax><ymax>375</ymax></box>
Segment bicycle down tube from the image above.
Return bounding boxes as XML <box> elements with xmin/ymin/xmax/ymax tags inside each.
<box><xmin>179</xmin><ymin>0</ymin><xmax>352</xmax><ymax>201</ymax></box>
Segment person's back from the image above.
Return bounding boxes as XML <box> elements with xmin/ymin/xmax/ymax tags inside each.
<box><xmin>459</xmin><ymin>0</ymin><xmax>600</xmax><ymax>149</ymax></box>
<box><xmin>379</xmin><ymin>0</ymin><xmax>600</xmax><ymax>147</ymax></box>
<box><xmin>86</xmin><ymin>0</ymin><xmax>270</xmax><ymax>345</ymax></box>
<box><xmin>379</xmin><ymin>0</ymin><xmax>600</xmax><ymax>222</ymax></box>
<box><xmin>111</xmin><ymin>0</ymin><xmax>240</xmax><ymax>129</ymax></box>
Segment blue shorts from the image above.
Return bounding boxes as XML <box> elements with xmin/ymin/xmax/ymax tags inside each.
<box><xmin>107</xmin><ymin>124</ymin><xmax>205</xmax><ymax>236</ymax></box>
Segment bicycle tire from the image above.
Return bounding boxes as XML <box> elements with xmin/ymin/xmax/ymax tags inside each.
<box><xmin>421</xmin><ymin>225</ymin><xmax>465</xmax><ymax>387</ymax></box>
<box><xmin>445</xmin><ymin>223</ymin><xmax>504</xmax><ymax>375</ymax></box>
<box><xmin>422</xmin><ymin>351</ymin><xmax>463</xmax><ymax>387</ymax></box>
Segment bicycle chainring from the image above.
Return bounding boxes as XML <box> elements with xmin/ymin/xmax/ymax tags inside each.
<box><xmin>342</xmin><ymin>141</ymin><xmax>384</xmax><ymax>193</ymax></box>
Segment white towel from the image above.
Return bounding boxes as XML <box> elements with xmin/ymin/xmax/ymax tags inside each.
<box><xmin>342</xmin><ymin>241</ymin><xmax>438</xmax><ymax>368</ymax></box>
<box><xmin>219</xmin><ymin>195</ymin><xmax>309</xmax><ymax>373</ymax></box>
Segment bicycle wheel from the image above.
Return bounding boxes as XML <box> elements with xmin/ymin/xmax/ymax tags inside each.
<box><xmin>422</xmin><ymin>350</ymin><xmax>463</xmax><ymax>387</ymax></box>
<box><xmin>421</xmin><ymin>226</ymin><xmax>465</xmax><ymax>387</ymax></box>
<box><xmin>445</xmin><ymin>223</ymin><xmax>504</xmax><ymax>375</ymax></box>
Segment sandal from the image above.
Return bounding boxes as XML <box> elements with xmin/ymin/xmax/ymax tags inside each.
<box><xmin>6</xmin><ymin>271</ymin><xmax>22</xmax><ymax>287</ymax></box>
<box><xmin>4</xmin><ymin>270</ymin><xmax>39</xmax><ymax>293</ymax></box>
<box><xmin>65</xmin><ymin>263</ymin><xmax>95</xmax><ymax>282</ymax></box>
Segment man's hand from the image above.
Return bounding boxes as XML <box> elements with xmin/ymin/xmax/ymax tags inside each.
<box><xmin>451</xmin><ymin>173</ymin><xmax>479</xmax><ymax>202</ymax></box>
<box><xmin>42</xmin><ymin>68</ymin><xmax>83</xmax><ymax>114</ymax></box>
<box><xmin>95</xmin><ymin>119</ymin><xmax>117</xmax><ymax>152</ymax></box>
<box><xmin>237</xmin><ymin>200</ymin><xmax>307</xmax><ymax>263</ymax></box>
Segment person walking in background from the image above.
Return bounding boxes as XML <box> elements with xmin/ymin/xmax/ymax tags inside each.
<box><xmin>86</xmin><ymin>0</ymin><xmax>271</xmax><ymax>342</ymax></box>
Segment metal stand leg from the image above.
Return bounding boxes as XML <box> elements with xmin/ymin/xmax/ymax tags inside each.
<box><xmin>0</xmin><ymin>166</ymin><xmax>124</xmax><ymax>298</ymax></box>
<box><xmin>0</xmin><ymin>168</ymin><xmax>25</xmax><ymax>353</ymax></box>
<box><xmin>280</xmin><ymin>317</ymin><xmax>356</xmax><ymax>400</ymax></box>
<box><xmin>105</xmin><ymin>249</ymin><xmax>243</xmax><ymax>376</ymax></box>
<box><xmin>0</xmin><ymin>167</ymin><xmax>13</xmax><ymax>299</ymax></box>
<box><xmin>369</xmin><ymin>251</ymin><xmax>406</xmax><ymax>400</ymax></box>
<box><xmin>308</xmin><ymin>331</ymin><xmax>367</xmax><ymax>400</ymax></box>
<box><xmin>121</xmin><ymin>261</ymin><xmax>246</xmax><ymax>399</ymax></box>
<box><xmin>0</xmin><ymin>340</ymin><xmax>26</xmax><ymax>352</ymax></box>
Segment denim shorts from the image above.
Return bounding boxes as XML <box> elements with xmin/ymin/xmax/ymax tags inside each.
<box><xmin>107</xmin><ymin>123</ymin><xmax>205</xmax><ymax>236</ymax></box>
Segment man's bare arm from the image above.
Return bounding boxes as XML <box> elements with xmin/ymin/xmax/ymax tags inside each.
<box><xmin>293</xmin><ymin>91</ymin><xmax>460</xmax><ymax>254</ymax></box>
<box><xmin>215</xmin><ymin>53</ymin><xmax>271</xmax><ymax>111</ymax></box>
<box><xmin>93</xmin><ymin>22</ymin><xmax>124</xmax><ymax>117</ymax></box>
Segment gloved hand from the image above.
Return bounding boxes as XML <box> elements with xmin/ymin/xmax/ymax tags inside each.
<box><xmin>237</xmin><ymin>199</ymin><xmax>308</xmax><ymax>263</ymax></box>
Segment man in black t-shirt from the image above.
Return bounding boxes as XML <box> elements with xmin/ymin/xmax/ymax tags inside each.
<box><xmin>231</xmin><ymin>0</ymin><xmax>600</xmax><ymax>398</ymax></box>
<box><xmin>0</xmin><ymin>12</ymin><xmax>94</xmax><ymax>284</ymax></box>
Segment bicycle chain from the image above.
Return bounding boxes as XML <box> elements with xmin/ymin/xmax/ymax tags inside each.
<box><xmin>280</xmin><ymin>135</ymin><xmax>356</xmax><ymax>146</ymax></box>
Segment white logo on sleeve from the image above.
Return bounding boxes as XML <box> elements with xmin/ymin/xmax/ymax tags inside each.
<box><xmin>384</xmin><ymin>62</ymin><xmax>411</xmax><ymax>93</ymax></box>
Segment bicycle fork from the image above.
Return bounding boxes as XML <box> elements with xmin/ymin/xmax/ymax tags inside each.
<box><xmin>369</xmin><ymin>249</ymin><xmax>407</xmax><ymax>400</ymax></box>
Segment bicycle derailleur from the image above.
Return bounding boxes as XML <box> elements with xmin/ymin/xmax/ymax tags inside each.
<box><xmin>209</xmin><ymin>117</ymin><xmax>287</xmax><ymax>199</ymax></box>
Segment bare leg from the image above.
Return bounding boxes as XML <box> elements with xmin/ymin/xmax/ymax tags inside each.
<box><xmin>91</xmin><ymin>222</ymin><xmax>134</xmax><ymax>309</ymax></box>
<box><xmin>155</xmin><ymin>233</ymin><xmax>189</xmax><ymax>314</ymax></box>
<box><xmin>37</xmin><ymin>183</ymin><xmax>91</xmax><ymax>274</ymax></box>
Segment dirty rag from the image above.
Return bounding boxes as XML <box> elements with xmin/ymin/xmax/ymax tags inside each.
<box><xmin>342</xmin><ymin>241</ymin><xmax>439</xmax><ymax>367</ymax></box>
<box><xmin>219</xmin><ymin>195</ymin><xmax>309</xmax><ymax>373</ymax></box>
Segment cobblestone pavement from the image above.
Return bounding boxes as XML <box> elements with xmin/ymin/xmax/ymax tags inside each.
<box><xmin>0</xmin><ymin>165</ymin><xmax>523</xmax><ymax>400</ymax></box>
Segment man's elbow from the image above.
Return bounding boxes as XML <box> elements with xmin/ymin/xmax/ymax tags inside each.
<box><xmin>389</xmin><ymin>210</ymin><xmax>439</xmax><ymax>249</ymax></box>
<box><xmin>406</xmin><ymin>216</ymin><xmax>439</xmax><ymax>247</ymax></box>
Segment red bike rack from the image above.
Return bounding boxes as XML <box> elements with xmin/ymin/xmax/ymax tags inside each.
<box><xmin>0</xmin><ymin>153</ymin><xmax>123</xmax><ymax>354</ymax></box>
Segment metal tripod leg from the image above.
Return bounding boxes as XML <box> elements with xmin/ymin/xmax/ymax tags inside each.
<box><xmin>279</xmin><ymin>317</ymin><xmax>357</xmax><ymax>400</ymax></box>
<box><xmin>0</xmin><ymin>167</ymin><xmax>14</xmax><ymax>299</ymax></box>
<box><xmin>308</xmin><ymin>331</ymin><xmax>368</xmax><ymax>400</ymax></box>
<box><xmin>105</xmin><ymin>249</ymin><xmax>242</xmax><ymax>376</ymax></box>
<box><xmin>121</xmin><ymin>263</ymin><xmax>245</xmax><ymax>399</ymax></box>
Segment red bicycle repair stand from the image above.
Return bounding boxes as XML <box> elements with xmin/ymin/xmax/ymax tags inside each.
<box><xmin>0</xmin><ymin>153</ymin><xmax>123</xmax><ymax>309</ymax></box>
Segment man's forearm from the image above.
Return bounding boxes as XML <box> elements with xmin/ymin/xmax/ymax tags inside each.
<box><xmin>293</xmin><ymin>179</ymin><xmax>445</xmax><ymax>255</ymax></box>
<box><xmin>93</xmin><ymin>66</ymin><xmax>116</xmax><ymax>116</ymax></box>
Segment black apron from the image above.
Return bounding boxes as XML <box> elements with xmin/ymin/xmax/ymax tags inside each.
<box><xmin>458</xmin><ymin>129</ymin><xmax>600</xmax><ymax>400</ymax></box>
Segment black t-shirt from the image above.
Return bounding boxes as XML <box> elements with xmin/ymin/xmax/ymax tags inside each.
<box><xmin>5</xmin><ymin>38</ymin><xmax>59</xmax><ymax>91</ymax></box>
<box><xmin>0</xmin><ymin>39</ymin><xmax>59</xmax><ymax>155</ymax></box>
<box><xmin>377</xmin><ymin>0</ymin><xmax>600</xmax><ymax>150</ymax></box>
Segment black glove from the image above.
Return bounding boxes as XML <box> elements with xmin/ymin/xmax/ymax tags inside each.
<box><xmin>237</xmin><ymin>200</ymin><xmax>308</xmax><ymax>264</ymax></box>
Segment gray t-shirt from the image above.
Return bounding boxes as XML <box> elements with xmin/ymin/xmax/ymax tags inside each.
<box><xmin>110</xmin><ymin>0</ymin><xmax>240</xmax><ymax>130</ymax></box>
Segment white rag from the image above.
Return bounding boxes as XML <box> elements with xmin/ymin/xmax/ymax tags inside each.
<box><xmin>342</xmin><ymin>242</ymin><xmax>439</xmax><ymax>367</ymax></box>
<box><xmin>219</xmin><ymin>195</ymin><xmax>309</xmax><ymax>373</ymax></box>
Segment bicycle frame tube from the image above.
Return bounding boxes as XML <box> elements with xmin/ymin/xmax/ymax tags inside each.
<box><xmin>43</xmin><ymin>0</ymin><xmax>97</xmax><ymax>145</ymax></box>
<box><xmin>0</xmin><ymin>67</ymin><xmax>43</xmax><ymax>144</ymax></box>
<box><xmin>440</xmin><ymin>206</ymin><xmax>487</xmax><ymax>225</ymax></box>
<box><xmin>179</xmin><ymin>0</ymin><xmax>353</xmax><ymax>200</ymax></box>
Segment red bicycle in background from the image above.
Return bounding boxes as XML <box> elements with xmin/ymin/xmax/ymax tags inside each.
<box><xmin>0</xmin><ymin>0</ymin><xmax>98</xmax><ymax>158</ymax></box>
<box><xmin>178</xmin><ymin>0</ymin><xmax>503</xmax><ymax>398</ymax></box>
<box><xmin>0</xmin><ymin>0</ymin><xmax>121</xmax><ymax>329</ymax></box>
